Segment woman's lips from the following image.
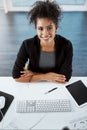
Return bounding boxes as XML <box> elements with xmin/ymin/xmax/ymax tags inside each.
<box><xmin>42</xmin><ymin>36</ymin><xmax>51</xmax><ymax>40</ymax></box>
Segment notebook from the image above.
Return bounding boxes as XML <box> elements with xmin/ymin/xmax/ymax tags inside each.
<box><xmin>0</xmin><ymin>91</ymin><xmax>14</xmax><ymax>121</ymax></box>
<box><xmin>66</xmin><ymin>80</ymin><xmax>87</xmax><ymax>107</ymax></box>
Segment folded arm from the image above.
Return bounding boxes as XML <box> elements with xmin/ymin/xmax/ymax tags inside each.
<box><xmin>15</xmin><ymin>70</ymin><xmax>66</xmax><ymax>83</ymax></box>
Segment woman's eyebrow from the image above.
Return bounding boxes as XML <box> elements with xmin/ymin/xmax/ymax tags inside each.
<box><xmin>46</xmin><ymin>24</ymin><xmax>54</xmax><ymax>28</ymax></box>
<box><xmin>37</xmin><ymin>24</ymin><xmax>53</xmax><ymax>27</ymax></box>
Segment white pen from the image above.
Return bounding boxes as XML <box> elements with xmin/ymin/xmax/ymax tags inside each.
<box><xmin>45</xmin><ymin>87</ymin><xmax>58</xmax><ymax>94</ymax></box>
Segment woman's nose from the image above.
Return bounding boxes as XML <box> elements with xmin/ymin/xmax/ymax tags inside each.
<box><xmin>43</xmin><ymin>28</ymin><xmax>49</xmax><ymax>35</ymax></box>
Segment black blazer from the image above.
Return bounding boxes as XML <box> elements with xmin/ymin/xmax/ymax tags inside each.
<box><xmin>12</xmin><ymin>34</ymin><xmax>73</xmax><ymax>81</ymax></box>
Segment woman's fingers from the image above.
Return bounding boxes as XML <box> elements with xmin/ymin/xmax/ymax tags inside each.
<box><xmin>55</xmin><ymin>77</ymin><xmax>66</xmax><ymax>83</ymax></box>
<box><xmin>46</xmin><ymin>72</ymin><xmax>66</xmax><ymax>83</ymax></box>
<box><xmin>20</xmin><ymin>70</ymin><xmax>33</xmax><ymax>77</ymax></box>
<box><xmin>56</xmin><ymin>74</ymin><xmax>66</xmax><ymax>82</ymax></box>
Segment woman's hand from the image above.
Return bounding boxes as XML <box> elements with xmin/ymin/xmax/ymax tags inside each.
<box><xmin>21</xmin><ymin>70</ymin><xmax>34</xmax><ymax>82</ymax></box>
<box><xmin>45</xmin><ymin>72</ymin><xmax>66</xmax><ymax>83</ymax></box>
<box><xmin>20</xmin><ymin>70</ymin><xmax>34</xmax><ymax>78</ymax></box>
<box><xmin>15</xmin><ymin>70</ymin><xmax>34</xmax><ymax>82</ymax></box>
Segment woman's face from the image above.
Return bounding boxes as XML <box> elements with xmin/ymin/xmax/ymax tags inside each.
<box><xmin>36</xmin><ymin>18</ymin><xmax>57</xmax><ymax>45</ymax></box>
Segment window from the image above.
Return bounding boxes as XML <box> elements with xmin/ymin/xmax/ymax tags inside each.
<box><xmin>0</xmin><ymin>0</ymin><xmax>3</xmax><ymax>9</ymax></box>
<box><xmin>57</xmin><ymin>0</ymin><xmax>86</xmax><ymax>5</ymax></box>
<box><xmin>12</xmin><ymin>0</ymin><xmax>36</xmax><ymax>7</ymax></box>
<box><xmin>2</xmin><ymin>0</ymin><xmax>87</xmax><ymax>13</ymax></box>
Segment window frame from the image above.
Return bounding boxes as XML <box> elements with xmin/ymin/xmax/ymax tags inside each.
<box><xmin>3</xmin><ymin>0</ymin><xmax>87</xmax><ymax>13</ymax></box>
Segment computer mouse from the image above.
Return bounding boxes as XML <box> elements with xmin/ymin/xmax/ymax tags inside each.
<box><xmin>0</xmin><ymin>96</ymin><xmax>6</xmax><ymax>109</ymax></box>
<box><xmin>62</xmin><ymin>127</ymin><xmax>70</xmax><ymax>130</ymax></box>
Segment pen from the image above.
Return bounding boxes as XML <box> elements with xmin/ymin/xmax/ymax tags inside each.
<box><xmin>45</xmin><ymin>87</ymin><xmax>58</xmax><ymax>94</ymax></box>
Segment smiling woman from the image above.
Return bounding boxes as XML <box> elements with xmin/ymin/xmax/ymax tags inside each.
<box><xmin>12</xmin><ymin>0</ymin><xmax>73</xmax><ymax>83</ymax></box>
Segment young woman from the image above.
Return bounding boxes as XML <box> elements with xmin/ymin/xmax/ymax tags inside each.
<box><xmin>12</xmin><ymin>0</ymin><xmax>73</xmax><ymax>83</ymax></box>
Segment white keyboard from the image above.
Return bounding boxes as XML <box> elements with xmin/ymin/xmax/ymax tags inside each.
<box><xmin>16</xmin><ymin>99</ymin><xmax>72</xmax><ymax>113</ymax></box>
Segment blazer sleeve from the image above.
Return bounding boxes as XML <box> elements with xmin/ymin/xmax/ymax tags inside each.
<box><xmin>59</xmin><ymin>41</ymin><xmax>73</xmax><ymax>81</ymax></box>
<box><xmin>12</xmin><ymin>41</ymin><xmax>29</xmax><ymax>78</ymax></box>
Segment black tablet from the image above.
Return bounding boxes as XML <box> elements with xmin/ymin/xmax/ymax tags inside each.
<box><xmin>66</xmin><ymin>80</ymin><xmax>87</xmax><ymax>107</ymax></box>
<box><xmin>0</xmin><ymin>91</ymin><xmax>14</xmax><ymax>122</ymax></box>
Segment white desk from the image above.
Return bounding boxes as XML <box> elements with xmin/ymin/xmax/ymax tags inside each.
<box><xmin>0</xmin><ymin>77</ymin><xmax>87</xmax><ymax>129</ymax></box>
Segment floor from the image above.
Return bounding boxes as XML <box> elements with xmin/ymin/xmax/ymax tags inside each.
<box><xmin>0</xmin><ymin>11</ymin><xmax>87</xmax><ymax>76</ymax></box>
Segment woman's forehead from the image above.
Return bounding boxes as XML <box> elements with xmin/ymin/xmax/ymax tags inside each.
<box><xmin>36</xmin><ymin>18</ymin><xmax>55</xmax><ymax>26</ymax></box>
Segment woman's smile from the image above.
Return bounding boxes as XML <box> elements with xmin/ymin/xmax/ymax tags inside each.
<box><xmin>41</xmin><ymin>35</ymin><xmax>51</xmax><ymax>41</ymax></box>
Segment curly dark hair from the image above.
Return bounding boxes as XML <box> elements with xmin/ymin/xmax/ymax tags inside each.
<box><xmin>28</xmin><ymin>0</ymin><xmax>62</xmax><ymax>26</ymax></box>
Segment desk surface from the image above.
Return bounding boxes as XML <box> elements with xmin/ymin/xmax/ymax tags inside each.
<box><xmin>0</xmin><ymin>77</ymin><xmax>87</xmax><ymax>129</ymax></box>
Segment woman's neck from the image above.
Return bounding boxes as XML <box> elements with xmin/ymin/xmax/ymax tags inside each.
<box><xmin>40</xmin><ymin>41</ymin><xmax>55</xmax><ymax>52</ymax></box>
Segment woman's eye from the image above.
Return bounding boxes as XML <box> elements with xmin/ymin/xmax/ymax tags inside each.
<box><xmin>38</xmin><ymin>27</ymin><xmax>43</xmax><ymax>31</ymax></box>
<box><xmin>47</xmin><ymin>26</ymin><xmax>53</xmax><ymax>31</ymax></box>
<box><xmin>37</xmin><ymin>26</ymin><xmax>53</xmax><ymax>31</ymax></box>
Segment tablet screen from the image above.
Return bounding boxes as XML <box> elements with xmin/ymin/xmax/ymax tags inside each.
<box><xmin>66</xmin><ymin>80</ymin><xmax>87</xmax><ymax>106</ymax></box>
